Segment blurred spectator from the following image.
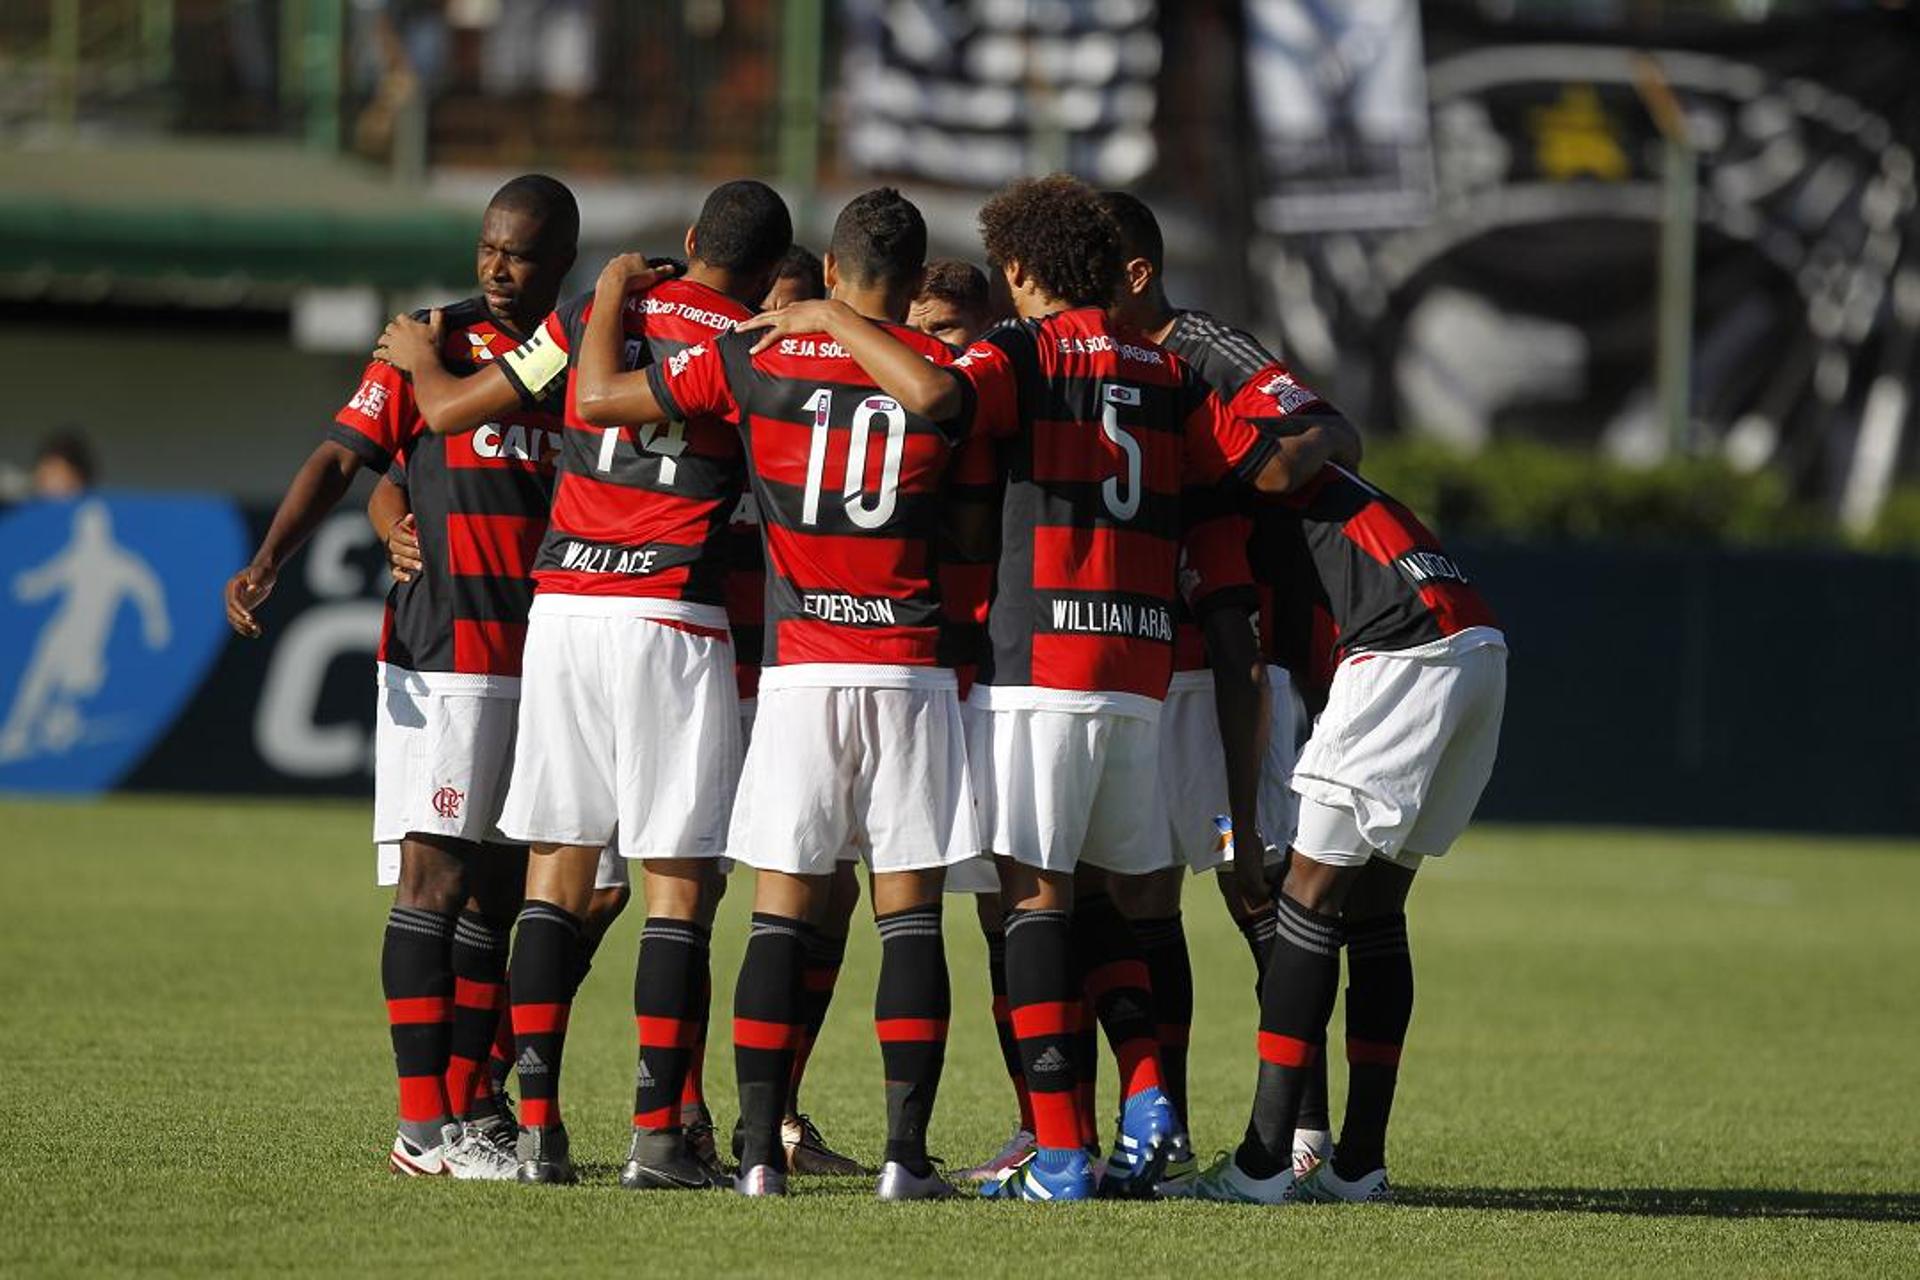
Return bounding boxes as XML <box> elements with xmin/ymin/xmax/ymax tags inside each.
<box><xmin>32</xmin><ymin>431</ymin><xmax>97</xmax><ymax>499</ymax></box>
<box><xmin>482</xmin><ymin>0</ymin><xmax>596</xmax><ymax>99</ymax></box>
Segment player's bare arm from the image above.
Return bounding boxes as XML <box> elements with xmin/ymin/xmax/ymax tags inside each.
<box><xmin>1245</xmin><ymin>414</ymin><xmax>1357</xmax><ymax>496</ymax></box>
<box><xmin>740</xmin><ymin>298</ymin><xmax>961</xmax><ymax>420</ymax></box>
<box><xmin>573</xmin><ymin>254</ymin><xmax>675</xmax><ymax>427</ymax></box>
<box><xmin>366</xmin><ymin>474</ymin><xmax>421</xmax><ymax>583</ymax></box>
<box><xmin>373</xmin><ymin>311</ymin><xmax>523</xmax><ymax>436</ymax></box>
<box><xmin>225</xmin><ymin>439</ymin><xmax>363</xmax><ymax>638</ymax></box>
<box><xmin>1203</xmin><ymin>604</ymin><xmax>1273</xmax><ymax>912</ymax></box>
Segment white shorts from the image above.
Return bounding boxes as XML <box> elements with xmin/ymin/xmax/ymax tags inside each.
<box><xmin>964</xmin><ymin>696</ymin><xmax>1173</xmax><ymax>877</ymax></box>
<box><xmin>1159</xmin><ymin>666</ymin><xmax>1301</xmax><ymax>873</ymax></box>
<box><xmin>372</xmin><ymin>669</ymin><xmax>518</xmax><ymax>852</ymax></box>
<box><xmin>728</xmin><ymin>667</ymin><xmax>977</xmax><ymax>878</ymax></box>
<box><xmin>1292</xmin><ymin>628</ymin><xmax>1507</xmax><ymax>869</ymax></box>
<box><xmin>499</xmin><ymin>600</ymin><xmax>740</xmax><ymax>862</ymax></box>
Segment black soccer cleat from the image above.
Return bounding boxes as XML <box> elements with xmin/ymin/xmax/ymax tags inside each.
<box><xmin>619</xmin><ymin>1130</ymin><xmax>719</xmax><ymax>1191</ymax></box>
<box><xmin>514</xmin><ymin>1124</ymin><xmax>577</xmax><ymax>1185</ymax></box>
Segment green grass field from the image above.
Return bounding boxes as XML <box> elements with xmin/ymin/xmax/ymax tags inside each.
<box><xmin>3</xmin><ymin>798</ymin><xmax>1917</xmax><ymax>1276</ymax></box>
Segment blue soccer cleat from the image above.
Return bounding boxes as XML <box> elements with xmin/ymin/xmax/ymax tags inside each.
<box><xmin>979</xmin><ymin>1147</ymin><xmax>1096</xmax><ymax>1202</ymax></box>
<box><xmin>1100</xmin><ymin>1087</ymin><xmax>1184</xmax><ymax>1198</ymax></box>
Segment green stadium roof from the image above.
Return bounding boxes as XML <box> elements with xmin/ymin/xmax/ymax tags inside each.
<box><xmin>0</xmin><ymin>139</ymin><xmax>475</xmax><ymax>304</ymax></box>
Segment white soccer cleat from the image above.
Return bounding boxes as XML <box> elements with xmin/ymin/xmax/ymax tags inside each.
<box><xmin>734</xmin><ymin>1164</ymin><xmax>789</xmax><ymax>1197</ymax></box>
<box><xmin>1291</xmin><ymin>1128</ymin><xmax>1332</xmax><ymax>1180</ymax></box>
<box><xmin>1298</xmin><ymin>1161</ymin><xmax>1393</xmax><ymax>1203</ymax></box>
<box><xmin>1160</xmin><ymin>1153</ymin><xmax>1297</xmax><ymax>1205</ymax></box>
<box><xmin>389</xmin><ymin>1129</ymin><xmax>448</xmax><ymax>1177</ymax></box>
<box><xmin>441</xmin><ymin>1122</ymin><xmax>519</xmax><ymax>1181</ymax></box>
<box><xmin>959</xmin><ymin>1126</ymin><xmax>1035</xmax><ymax>1182</ymax></box>
<box><xmin>876</xmin><ymin>1161</ymin><xmax>959</xmax><ymax>1201</ymax></box>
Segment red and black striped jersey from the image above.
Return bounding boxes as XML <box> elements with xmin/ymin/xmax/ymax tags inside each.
<box><xmin>498</xmin><ymin>279</ymin><xmax>751</xmax><ymax>612</ymax></box>
<box><xmin>647</xmin><ymin>323</ymin><xmax>964</xmax><ymax>677</ymax></box>
<box><xmin>1157</xmin><ymin>309</ymin><xmax>1498</xmax><ymax>669</ymax></box>
<box><xmin>328</xmin><ymin>297</ymin><xmax>558</xmax><ymax>682</ymax></box>
<box><xmin>946</xmin><ymin>307</ymin><xmax>1279</xmax><ymax>711</ymax></box>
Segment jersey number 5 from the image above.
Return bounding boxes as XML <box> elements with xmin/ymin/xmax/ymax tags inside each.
<box><xmin>1100</xmin><ymin>383</ymin><xmax>1142</xmax><ymax>521</ymax></box>
<box><xmin>801</xmin><ymin>388</ymin><xmax>905</xmax><ymax>529</ymax></box>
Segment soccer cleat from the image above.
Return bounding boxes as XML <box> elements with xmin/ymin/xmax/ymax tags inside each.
<box><xmin>1292</xmin><ymin>1128</ymin><xmax>1332</xmax><ymax>1180</ymax></box>
<box><xmin>783</xmin><ymin>1113</ymin><xmax>864</xmax><ymax>1176</ymax></box>
<box><xmin>514</xmin><ymin>1125</ymin><xmax>577</xmax><ymax>1185</ymax></box>
<box><xmin>1100</xmin><ymin>1086</ymin><xmax>1183</xmax><ymax>1198</ymax></box>
<box><xmin>440</xmin><ymin>1123</ymin><xmax>519</xmax><ymax>1181</ymax></box>
<box><xmin>1154</xmin><ymin>1130</ymin><xmax>1198</xmax><ymax>1195</ymax></box>
<box><xmin>1161</xmin><ymin>1152</ymin><xmax>1297</xmax><ymax>1204</ymax></box>
<box><xmin>620</xmin><ymin>1130</ymin><xmax>718</xmax><ymax>1191</ymax></box>
<box><xmin>979</xmin><ymin>1148</ymin><xmax>1096</xmax><ymax>1202</ymax></box>
<box><xmin>466</xmin><ymin>1109</ymin><xmax>517</xmax><ymax>1157</ymax></box>
<box><xmin>734</xmin><ymin>1164</ymin><xmax>789</xmax><ymax>1197</ymax></box>
<box><xmin>1299</xmin><ymin>1161</ymin><xmax>1394</xmax><ymax>1203</ymax></box>
<box><xmin>959</xmin><ymin>1126</ymin><xmax>1035</xmax><ymax>1182</ymax></box>
<box><xmin>389</xmin><ymin>1129</ymin><xmax>448</xmax><ymax>1177</ymax></box>
<box><xmin>684</xmin><ymin>1107</ymin><xmax>727</xmax><ymax>1182</ymax></box>
<box><xmin>876</xmin><ymin>1161</ymin><xmax>959</xmax><ymax>1201</ymax></box>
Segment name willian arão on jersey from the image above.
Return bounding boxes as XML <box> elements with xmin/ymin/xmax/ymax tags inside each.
<box><xmin>1048</xmin><ymin>597</ymin><xmax>1174</xmax><ymax>641</ymax></box>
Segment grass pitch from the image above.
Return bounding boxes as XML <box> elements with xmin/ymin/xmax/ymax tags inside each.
<box><xmin>2</xmin><ymin>797</ymin><xmax>1917</xmax><ymax>1276</ymax></box>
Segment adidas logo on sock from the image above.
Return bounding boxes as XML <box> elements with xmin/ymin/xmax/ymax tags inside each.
<box><xmin>1108</xmin><ymin>996</ymin><xmax>1145</xmax><ymax>1023</ymax></box>
<box><xmin>635</xmin><ymin>1061</ymin><xmax>656</xmax><ymax>1089</ymax></box>
<box><xmin>1031</xmin><ymin>1046</ymin><xmax>1071</xmax><ymax>1077</ymax></box>
<box><xmin>516</xmin><ymin>1046</ymin><xmax>548</xmax><ymax>1076</ymax></box>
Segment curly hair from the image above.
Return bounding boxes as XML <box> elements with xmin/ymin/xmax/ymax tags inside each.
<box><xmin>977</xmin><ymin>174</ymin><xmax>1123</xmax><ymax>309</ymax></box>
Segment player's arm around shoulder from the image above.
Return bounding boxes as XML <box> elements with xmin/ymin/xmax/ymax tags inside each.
<box><xmin>739</xmin><ymin>298</ymin><xmax>966</xmax><ymax>422</ymax></box>
<box><xmin>572</xmin><ymin>254</ymin><xmax>680</xmax><ymax>427</ymax></box>
<box><xmin>374</xmin><ymin>308</ymin><xmax>518</xmax><ymax>436</ymax></box>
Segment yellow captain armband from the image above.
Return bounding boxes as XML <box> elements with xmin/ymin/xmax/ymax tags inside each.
<box><xmin>501</xmin><ymin>324</ymin><xmax>570</xmax><ymax>404</ymax></box>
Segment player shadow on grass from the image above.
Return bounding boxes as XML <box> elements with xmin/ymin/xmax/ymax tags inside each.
<box><xmin>1395</xmin><ymin>1186</ymin><xmax>1920</xmax><ymax>1223</ymax></box>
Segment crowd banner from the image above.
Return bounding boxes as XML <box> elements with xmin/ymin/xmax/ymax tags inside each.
<box><xmin>1250</xmin><ymin>6</ymin><xmax>1920</xmax><ymax>490</ymax></box>
<box><xmin>3</xmin><ymin>496</ymin><xmax>1919</xmax><ymax>835</ymax></box>
<box><xmin>839</xmin><ymin>0</ymin><xmax>1162</xmax><ymax>188</ymax></box>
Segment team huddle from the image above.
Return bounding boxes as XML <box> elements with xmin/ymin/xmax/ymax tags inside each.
<box><xmin>226</xmin><ymin>170</ymin><xmax>1506</xmax><ymax>1204</ymax></box>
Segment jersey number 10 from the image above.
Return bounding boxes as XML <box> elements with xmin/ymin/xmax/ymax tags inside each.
<box><xmin>801</xmin><ymin>388</ymin><xmax>906</xmax><ymax>529</ymax></box>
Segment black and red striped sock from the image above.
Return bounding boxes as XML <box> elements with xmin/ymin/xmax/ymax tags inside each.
<box><xmin>632</xmin><ymin>917</ymin><xmax>709</xmax><ymax>1134</ymax></box>
<box><xmin>678</xmin><ymin>956</ymin><xmax>712</xmax><ymax>1122</ymax></box>
<box><xmin>789</xmin><ymin>928</ymin><xmax>846</xmax><ymax>1104</ymax></box>
<box><xmin>874</xmin><ymin>905</ymin><xmax>949</xmax><ymax>1175</ymax></box>
<box><xmin>1004</xmin><ymin>907</ymin><xmax>1081</xmax><ymax>1152</ymax></box>
<box><xmin>984</xmin><ymin>929</ymin><xmax>1036</xmax><ymax>1132</ymax></box>
<box><xmin>1073</xmin><ymin>892</ymin><xmax>1164</xmax><ymax>1106</ymax></box>
<box><xmin>486</xmin><ymin>1004</ymin><xmax>513</xmax><ymax>1102</ymax></box>
<box><xmin>1236</xmin><ymin>893</ymin><xmax>1342</xmax><ymax>1178</ymax></box>
<box><xmin>733</xmin><ymin>912</ymin><xmax>809</xmax><ymax>1172</ymax></box>
<box><xmin>1132</xmin><ymin>913</ymin><xmax>1193</xmax><ymax>1127</ymax></box>
<box><xmin>1335</xmin><ymin>913</ymin><xmax>1412</xmax><ymax>1178</ymax></box>
<box><xmin>445</xmin><ymin>911</ymin><xmax>511</xmax><ymax>1123</ymax></box>
<box><xmin>508</xmin><ymin>900</ymin><xmax>580</xmax><ymax>1132</ymax></box>
<box><xmin>1071</xmin><ymin>996</ymin><xmax>1100</xmax><ymax>1147</ymax></box>
<box><xmin>383</xmin><ymin>905</ymin><xmax>456</xmax><ymax>1147</ymax></box>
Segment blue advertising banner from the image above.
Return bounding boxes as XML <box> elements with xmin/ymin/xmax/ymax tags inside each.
<box><xmin>0</xmin><ymin>495</ymin><xmax>247</xmax><ymax>793</ymax></box>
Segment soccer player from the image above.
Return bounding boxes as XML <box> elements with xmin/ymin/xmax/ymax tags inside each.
<box><xmin>1167</xmin><ymin>379</ymin><xmax>1508</xmax><ymax>1208</ymax></box>
<box><xmin>224</xmin><ymin>174</ymin><xmax>581</xmax><ymax>1180</ymax></box>
<box><xmin>1099</xmin><ymin>190</ymin><xmax>1363</xmax><ymax>1182</ymax></box>
<box><xmin>762</xmin><ymin>244</ymin><xmax>825</xmax><ymax>310</ymax></box>
<box><xmin>574</xmin><ymin>187</ymin><xmax>981</xmax><ymax>1201</ymax></box>
<box><xmin>377</xmin><ymin>180</ymin><xmax>793</xmax><ymax>1189</ymax></box>
<box><xmin>908</xmin><ymin>258</ymin><xmax>993</xmax><ymax>350</ymax></box>
<box><xmin>743</xmin><ymin>174</ymin><xmax>1349</xmax><ymax>1201</ymax></box>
